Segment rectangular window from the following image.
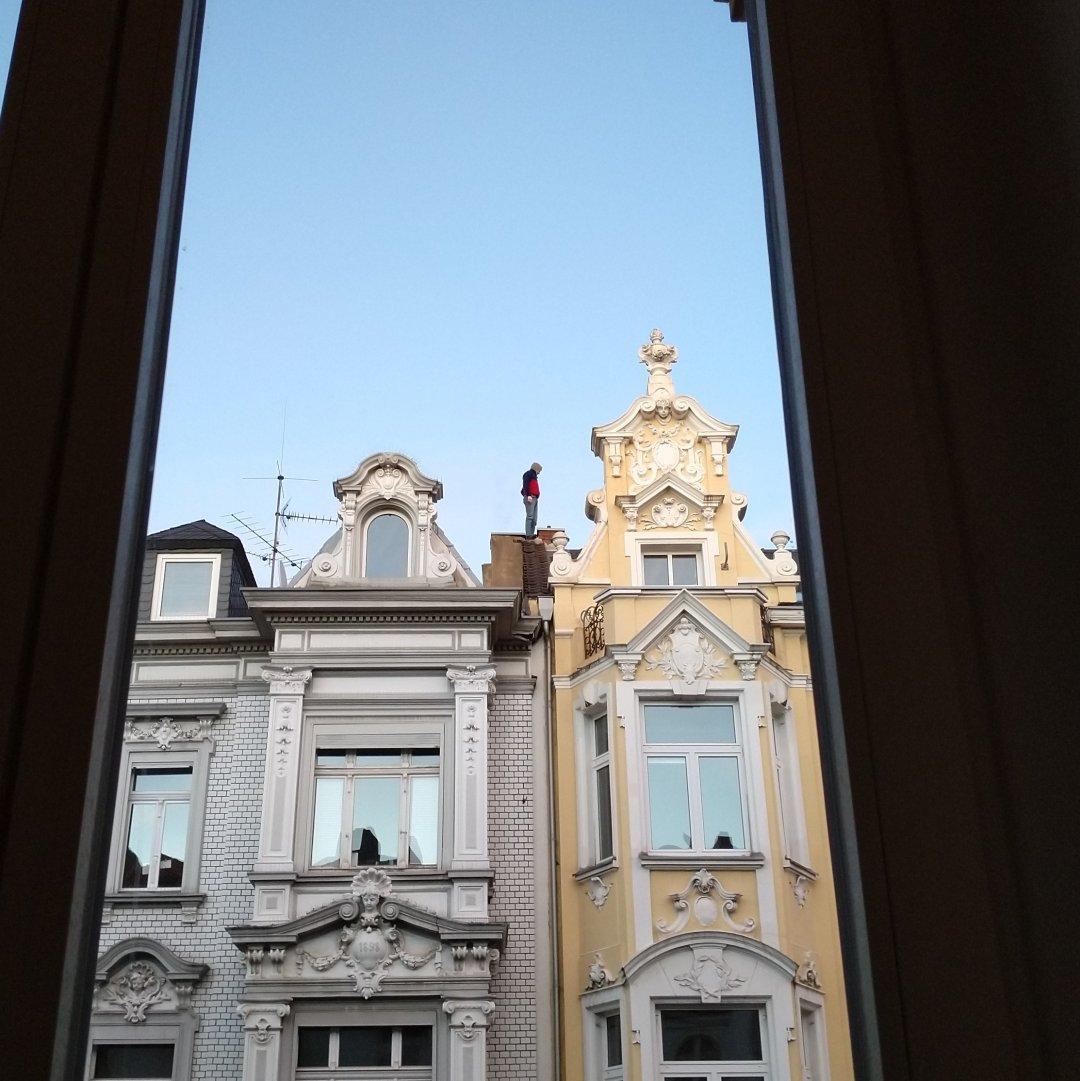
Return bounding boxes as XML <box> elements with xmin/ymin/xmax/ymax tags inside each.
<box><xmin>310</xmin><ymin>749</ymin><xmax>440</xmax><ymax>869</ymax></box>
<box><xmin>642</xmin><ymin>550</ymin><xmax>701</xmax><ymax>587</ymax></box>
<box><xmin>296</xmin><ymin>1025</ymin><xmax>432</xmax><ymax>1074</ymax></box>
<box><xmin>605</xmin><ymin>1011</ymin><xmax>623</xmax><ymax>1070</ymax></box>
<box><xmin>590</xmin><ymin>713</ymin><xmax>614</xmax><ymax>863</ymax></box>
<box><xmin>91</xmin><ymin>1043</ymin><xmax>175</xmax><ymax>1079</ymax></box>
<box><xmin>659</xmin><ymin>1007</ymin><xmax>766</xmax><ymax>1080</ymax></box>
<box><xmin>120</xmin><ymin>766</ymin><xmax>193</xmax><ymax>890</ymax></box>
<box><xmin>150</xmin><ymin>553</ymin><xmax>220</xmax><ymax>620</ymax></box>
<box><xmin>799</xmin><ymin>1002</ymin><xmax>828</xmax><ymax>1081</ymax></box>
<box><xmin>644</xmin><ymin>703</ymin><xmax>748</xmax><ymax>853</ymax></box>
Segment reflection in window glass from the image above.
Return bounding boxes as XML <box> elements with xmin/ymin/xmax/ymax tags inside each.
<box><xmin>311</xmin><ymin>777</ymin><xmax>344</xmax><ymax>867</ymax></box>
<box><xmin>365</xmin><ymin>513</ymin><xmax>409</xmax><ymax>577</ymax></box>
<box><xmin>699</xmin><ymin>756</ymin><xmax>744</xmax><ymax>850</ymax></box>
<box><xmin>159</xmin><ymin>559</ymin><xmax>213</xmax><ymax>617</ymax></box>
<box><xmin>338</xmin><ymin>1026</ymin><xmax>393</xmax><ymax>1067</ymax></box>
<box><xmin>644</xmin><ymin>703</ymin><xmax>736</xmax><ymax>744</ymax></box>
<box><xmin>596</xmin><ymin>764</ymin><xmax>613</xmax><ymax>861</ymax></box>
<box><xmin>296</xmin><ymin>1028</ymin><xmax>331</xmax><ymax>1068</ymax></box>
<box><xmin>92</xmin><ymin>1043</ymin><xmax>174</xmax><ymax>1079</ymax></box>
<box><xmin>157</xmin><ymin>802</ymin><xmax>188</xmax><ymax>886</ymax></box>
<box><xmin>400</xmin><ymin>1026</ymin><xmax>434</xmax><ymax>1066</ymax></box>
<box><xmin>660</xmin><ymin>1007</ymin><xmax>762</xmax><ymax>1062</ymax></box>
<box><xmin>122</xmin><ymin>804</ymin><xmax>155</xmax><ymax>889</ymax></box>
<box><xmin>672</xmin><ymin>553</ymin><xmax>699</xmax><ymax>585</ymax></box>
<box><xmin>353</xmin><ymin>775</ymin><xmax>400</xmax><ymax>865</ymax></box>
<box><xmin>643</xmin><ymin>554</ymin><xmax>670</xmax><ymax>585</ymax></box>
<box><xmin>647</xmin><ymin>757</ymin><xmax>691</xmax><ymax>849</ymax></box>
<box><xmin>408</xmin><ymin>775</ymin><xmax>439</xmax><ymax>865</ymax></box>
<box><xmin>133</xmin><ymin>767</ymin><xmax>193</xmax><ymax>792</ymax></box>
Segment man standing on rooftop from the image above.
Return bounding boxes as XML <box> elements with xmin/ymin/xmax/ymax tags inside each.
<box><xmin>522</xmin><ymin>462</ymin><xmax>542</xmax><ymax>540</ymax></box>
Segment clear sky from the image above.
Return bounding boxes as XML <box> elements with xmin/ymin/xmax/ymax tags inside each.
<box><xmin>2</xmin><ymin>2</ymin><xmax>794</xmax><ymax>584</ymax></box>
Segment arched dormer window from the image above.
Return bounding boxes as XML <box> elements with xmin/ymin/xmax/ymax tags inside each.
<box><xmin>363</xmin><ymin>512</ymin><xmax>410</xmax><ymax>578</ymax></box>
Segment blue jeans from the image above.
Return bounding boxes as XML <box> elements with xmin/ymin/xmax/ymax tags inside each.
<box><xmin>524</xmin><ymin>496</ymin><xmax>538</xmax><ymax>538</ymax></box>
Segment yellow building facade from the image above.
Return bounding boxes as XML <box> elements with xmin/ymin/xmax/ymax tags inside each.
<box><xmin>547</xmin><ymin>332</ymin><xmax>853</xmax><ymax>1081</ymax></box>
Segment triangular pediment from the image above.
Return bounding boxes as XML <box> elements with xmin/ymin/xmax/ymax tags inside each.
<box><xmin>614</xmin><ymin>592</ymin><xmax>769</xmax><ymax>692</ymax></box>
<box><xmin>228</xmin><ymin>870</ymin><xmax>505</xmax><ymax>998</ymax></box>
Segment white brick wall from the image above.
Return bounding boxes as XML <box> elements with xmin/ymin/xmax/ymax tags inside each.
<box><xmin>486</xmin><ymin>691</ymin><xmax>539</xmax><ymax>1081</ymax></box>
<box><xmin>98</xmin><ymin>693</ymin><xmax>269</xmax><ymax>1081</ymax></box>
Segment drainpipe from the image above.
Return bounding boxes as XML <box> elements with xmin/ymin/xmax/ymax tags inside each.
<box><xmin>536</xmin><ymin>594</ymin><xmax>561</xmax><ymax>1081</ymax></box>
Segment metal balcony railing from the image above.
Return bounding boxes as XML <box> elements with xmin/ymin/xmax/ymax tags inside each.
<box><xmin>581</xmin><ymin>603</ymin><xmax>605</xmax><ymax>658</ymax></box>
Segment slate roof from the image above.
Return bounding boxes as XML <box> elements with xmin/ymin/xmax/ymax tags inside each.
<box><xmin>147</xmin><ymin>519</ymin><xmax>256</xmax><ymax>585</ymax></box>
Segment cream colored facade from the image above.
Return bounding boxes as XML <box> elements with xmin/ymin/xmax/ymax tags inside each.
<box><xmin>548</xmin><ymin>332</ymin><xmax>853</xmax><ymax>1081</ymax></box>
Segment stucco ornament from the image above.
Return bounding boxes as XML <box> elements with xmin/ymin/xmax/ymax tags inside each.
<box><xmin>799</xmin><ymin>952</ymin><xmax>822</xmax><ymax>989</ymax></box>
<box><xmin>646</xmin><ymin>616</ymin><xmax>727</xmax><ymax>694</ymax></box>
<box><xmin>124</xmin><ymin>715</ymin><xmax>213</xmax><ymax>749</ymax></box>
<box><xmin>585</xmin><ymin>953</ymin><xmax>616</xmax><ymax>990</ymax></box>
<box><xmin>585</xmin><ymin>875</ymin><xmax>612</xmax><ymax>909</ymax></box>
<box><xmin>638</xmin><ymin>327</ymin><xmax>679</xmax><ymax>392</ymax></box>
<box><xmin>295</xmin><ymin>869</ymin><xmax>435</xmax><ymax>998</ymax></box>
<box><xmin>770</xmin><ymin>529</ymin><xmax>799</xmax><ymax>576</ymax></box>
<box><xmin>674</xmin><ymin>946</ymin><xmax>747</xmax><ymax>1002</ymax></box>
<box><xmin>628</xmin><ymin>415</ymin><xmax>705</xmax><ymax>491</ymax></box>
<box><xmin>642</xmin><ymin>496</ymin><xmax>702</xmax><ymax>530</ymax></box>
<box><xmin>656</xmin><ymin>869</ymin><xmax>757</xmax><ymax>935</ymax></box>
<box><xmin>102</xmin><ymin>961</ymin><xmax>167</xmax><ymax>1023</ymax></box>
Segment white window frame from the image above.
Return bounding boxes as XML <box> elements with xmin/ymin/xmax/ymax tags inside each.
<box><xmin>587</xmin><ymin>706</ymin><xmax>615</xmax><ymax>866</ymax></box>
<box><xmin>771</xmin><ymin>699</ymin><xmax>812</xmax><ymax>869</ymax></box>
<box><xmin>361</xmin><ymin>510</ymin><xmax>413</xmax><ymax>578</ymax></box>
<box><xmin>573</xmin><ymin>689</ymin><xmax>620</xmax><ymax>874</ymax></box>
<box><xmin>582</xmin><ymin>988</ymin><xmax>626</xmax><ymax>1081</ymax></box>
<box><xmin>150</xmin><ymin>552</ymin><xmax>221</xmax><ymax>621</ymax></box>
<box><xmin>797</xmin><ymin>988</ymin><xmax>829</xmax><ymax>1081</ymax></box>
<box><xmin>641</xmin><ymin>697</ymin><xmax>752</xmax><ymax>857</ymax></box>
<box><xmin>107</xmin><ymin>743</ymin><xmax>211</xmax><ymax>897</ymax></box>
<box><xmin>285</xmin><ymin>1005</ymin><xmax>440</xmax><ymax>1081</ymax></box>
<box><xmin>641</xmin><ymin>545</ymin><xmax>703</xmax><ymax>588</ymax></box>
<box><xmin>655</xmin><ymin>1002</ymin><xmax>771</xmax><ymax>1080</ymax></box>
<box><xmin>294</xmin><ymin>1024</ymin><xmax>433</xmax><ymax>1078</ymax></box>
<box><xmin>299</xmin><ymin>718</ymin><xmax>448</xmax><ymax>875</ymax></box>
<box><xmin>86</xmin><ymin>1021</ymin><xmax>188</xmax><ymax>1081</ymax></box>
<box><xmin>310</xmin><ymin>747</ymin><xmax>441</xmax><ymax>869</ymax></box>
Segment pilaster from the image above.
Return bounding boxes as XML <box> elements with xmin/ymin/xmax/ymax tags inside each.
<box><xmin>447</xmin><ymin>665</ymin><xmax>496</xmax><ymax>918</ymax></box>
<box><xmin>443</xmin><ymin>999</ymin><xmax>494</xmax><ymax>1081</ymax></box>
<box><xmin>238</xmin><ymin>1002</ymin><xmax>290</xmax><ymax>1081</ymax></box>
<box><xmin>252</xmin><ymin>664</ymin><xmax>312</xmax><ymax>922</ymax></box>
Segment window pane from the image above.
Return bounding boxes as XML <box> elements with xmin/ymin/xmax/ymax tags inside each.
<box><xmin>157</xmin><ymin>801</ymin><xmax>188</xmax><ymax>887</ymax></box>
<box><xmin>355</xmin><ymin>750</ymin><xmax>404</xmax><ymax>767</ymax></box>
<box><xmin>311</xmin><ymin>776</ymin><xmax>344</xmax><ymax>867</ymax></box>
<box><xmin>661</xmin><ymin>1008</ymin><xmax>762</xmax><ymax>1062</ymax></box>
<box><xmin>159</xmin><ymin>559</ymin><xmax>213</xmax><ymax>617</ymax></box>
<box><xmin>596</xmin><ymin>764</ymin><xmax>613</xmax><ymax>861</ymax></box>
<box><xmin>643</xmin><ymin>554</ymin><xmax>670</xmax><ymax>585</ymax></box>
<box><xmin>315</xmin><ymin>750</ymin><xmax>348</xmax><ymax>766</ymax></box>
<box><xmin>400</xmin><ymin>1026</ymin><xmax>434</xmax><ymax>1066</ymax></box>
<box><xmin>592</xmin><ymin>715</ymin><xmax>608</xmax><ymax>757</ymax></box>
<box><xmin>296</xmin><ymin>1028</ymin><xmax>331</xmax><ymax>1068</ymax></box>
<box><xmin>644</xmin><ymin>703</ymin><xmax>736</xmax><ymax>744</ymax></box>
<box><xmin>365</xmin><ymin>513</ymin><xmax>409</xmax><ymax>577</ymax></box>
<box><xmin>408</xmin><ymin>775</ymin><xmax>439</xmax><ymax>865</ymax></box>
<box><xmin>337</xmin><ymin>1026</ymin><xmax>393</xmax><ymax>1067</ymax></box>
<box><xmin>647</xmin><ymin>757</ymin><xmax>691</xmax><ymax>850</ymax></box>
<box><xmin>672</xmin><ymin>553</ymin><xmax>699</xmax><ymax>585</ymax></box>
<box><xmin>605</xmin><ymin>1012</ymin><xmax>622</xmax><ymax>1067</ymax></box>
<box><xmin>92</xmin><ymin>1043</ymin><xmax>174</xmax><ymax>1078</ymax></box>
<box><xmin>700</xmin><ymin>756</ymin><xmax>745</xmax><ymax>850</ymax></box>
<box><xmin>132</xmin><ymin>766</ymin><xmax>193</xmax><ymax>793</ymax></box>
<box><xmin>410</xmin><ymin>748</ymin><xmax>440</xmax><ymax>765</ymax></box>
<box><xmin>122</xmin><ymin>803</ymin><xmax>155</xmax><ymax>888</ymax></box>
<box><xmin>352</xmin><ymin>775</ymin><xmax>400</xmax><ymax>865</ymax></box>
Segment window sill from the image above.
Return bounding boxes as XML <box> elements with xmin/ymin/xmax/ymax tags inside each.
<box><xmin>101</xmin><ymin>891</ymin><xmax>206</xmax><ymax>924</ymax></box>
<box><xmin>783</xmin><ymin>856</ymin><xmax>819</xmax><ymax>879</ymax></box>
<box><xmin>638</xmin><ymin>851</ymin><xmax>765</xmax><ymax>870</ymax></box>
<box><xmin>573</xmin><ymin>857</ymin><xmax>618</xmax><ymax>881</ymax></box>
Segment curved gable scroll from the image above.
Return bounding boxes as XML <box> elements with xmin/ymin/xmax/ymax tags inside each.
<box><xmin>94</xmin><ymin>938</ymin><xmax>207</xmax><ymax>1021</ymax></box>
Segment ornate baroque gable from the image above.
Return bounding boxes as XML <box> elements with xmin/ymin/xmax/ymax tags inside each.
<box><xmin>93</xmin><ymin>939</ymin><xmax>207</xmax><ymax>1023</ymax></box>
<box><xmin>292</xmin><ymin>452</ymin><xmax>477</xmax><ymax>587</ymax></box>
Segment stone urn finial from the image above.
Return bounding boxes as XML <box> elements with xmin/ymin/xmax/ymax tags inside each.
<box><xmin>638</xmin><ymin>327</ymin><xmax>679</xmax><ymax>397</ymax></box>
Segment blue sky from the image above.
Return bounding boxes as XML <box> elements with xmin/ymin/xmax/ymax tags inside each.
<box><xmin>3</xmin><ymin>2</ymin><xmax>793</xmax><ymax>583</ymax></box>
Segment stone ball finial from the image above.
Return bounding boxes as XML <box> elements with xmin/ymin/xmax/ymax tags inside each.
<box><xmin>770</xmin><ymin>529</ymin><xmax>791</xmax><ymax>550</ymax></box>
<box><xmin>552</xmin><ymin>530</ymin><xmax>569</xmax><ymax>551</ymax></box>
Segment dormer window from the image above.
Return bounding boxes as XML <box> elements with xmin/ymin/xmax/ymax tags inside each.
<box><xmin>363</xmin><ymin>512</ymin><xmax>410</xmax><ymax>578</ymax></box>
<box><xmin>150</xmin><ymin>553</ymin><xmax>220</xmax><ymax>620</ymax></box>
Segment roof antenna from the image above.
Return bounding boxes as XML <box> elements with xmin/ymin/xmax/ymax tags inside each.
<box><xmin>241</xmin><ymin>405</ymin><xmax>319</xmax><ymax>585</ymax></box>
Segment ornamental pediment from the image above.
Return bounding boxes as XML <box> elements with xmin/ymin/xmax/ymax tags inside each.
<box><xmin>615</xmin><ymin>475</ymin><xmax>724</xmax><ymax>532</ymax></box>
<box><xmin>229</xmin><ymin>869</ymin><xmax>504</xmax><ymax>998</ymax></box>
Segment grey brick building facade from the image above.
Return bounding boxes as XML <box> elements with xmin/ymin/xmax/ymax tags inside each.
<box><xmin>89</xmin><ymin>455</ymin><xmax>555</xmax><ymax>1081</ymax></box>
